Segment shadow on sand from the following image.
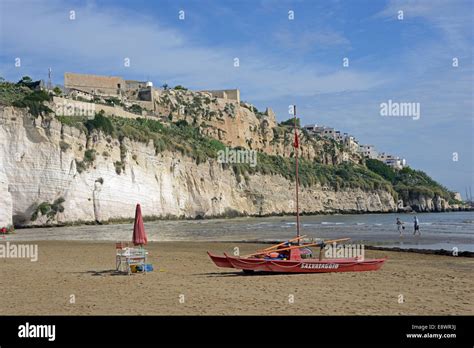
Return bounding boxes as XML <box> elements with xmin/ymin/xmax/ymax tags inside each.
<box><xmin>83</xmin><ymin>269</ymin><xmax>130</xmax><ymax>276</ymax></box>
<box><xmin>195</xmin><ymin>271</ymin><xmax>300</xmax><ymax>277</ymax></box>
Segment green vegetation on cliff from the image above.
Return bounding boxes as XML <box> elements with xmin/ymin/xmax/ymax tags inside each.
<box><xmin>232</xmin><ymin>154</ymin><xmax>396</xmax><ymax>196</ymax></box>
<box><xmin>0</xmin><ymin>79</ymin><xmax>31</xmax><ymax>105</ymax></box>
<box><xmin>57</xmin><ymin>113</ymin><xmax>395</xmax><ymax>196</ymax></box>
<box><xmin>0</xmin><ymin>77</ymin><xmax>52</xmax><ymax>116</ymax></box>
<box><xmin>31</xmin><ymin>197</ymin><xmax>65</xmax><ymax>223</ymax></box>
<box><xmin>279</xmin><ymin>117</ymin><xmax>300</xmax><ymax>127</ymax></box>
<box><xmin>366</xmin><ymin>159</ymin><xmax>453</xmax><ymax>201</ymax></box>
<box><xmin>58</xmin><ymin>112</ymin><xmax>226</xmax><ymax>164</ymax></box>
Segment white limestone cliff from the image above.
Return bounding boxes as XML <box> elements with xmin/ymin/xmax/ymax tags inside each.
<box><xmin>0</xmin><ymin>171</ymin><xmax>12</xmax><ymax>227</ymax></box>
<box><xmin>0</xmin><ymin>106</ymin><xmax>398</xmax><ymax>227</ymax></box>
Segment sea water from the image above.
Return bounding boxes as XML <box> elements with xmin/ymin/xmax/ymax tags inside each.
<box><xmin>6</xmin><ymin>211</ymin><xmax>474</xmax><ymax>252</ymax></box>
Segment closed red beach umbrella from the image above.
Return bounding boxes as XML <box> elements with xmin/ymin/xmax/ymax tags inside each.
<box><xmin>132</xmin><ymin>204</ymin><xmax>147</xmax><ymax>246</ymax></box>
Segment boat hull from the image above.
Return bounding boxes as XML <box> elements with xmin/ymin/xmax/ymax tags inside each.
<box><xmin>208</xmin><ymin>253</ymin><xmax>386</xmax><ymax>273</ymax></box>
<box><xmin>263</xmin><ymin>258</ymin><xmax>386</xmax><ymax>273</ymax></box>
<box><xmin>207</xmin><ymin>252</ymin><xmax>234</xmax><ymax>268</ymax></box>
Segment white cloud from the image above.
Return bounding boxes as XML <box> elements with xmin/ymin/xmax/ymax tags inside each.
<box><xmin>0</xmin><ymin>0</ymin><xmax>383</xmax><ymax>100</ymax></box>
<box><xmin>375</xmin><ymin>0</ymin><xmax>473</xmax><ymax>52</ymax></box>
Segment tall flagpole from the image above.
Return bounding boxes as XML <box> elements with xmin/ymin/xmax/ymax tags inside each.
<box><xmin>294</xmin><ymin>105</ymin><xmax>300</xmax><ymax>244</ymax></box>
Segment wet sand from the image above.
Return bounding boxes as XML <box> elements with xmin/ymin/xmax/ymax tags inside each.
<box><xmin>1</xmin><ymin>241</ymin><xmax>473</xmax><ymax>315</ymax></box>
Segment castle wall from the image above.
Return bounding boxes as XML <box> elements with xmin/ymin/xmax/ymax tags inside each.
<box><xmin>223</xmin><ymin>89</ymin><xmax>240</xmax><ymax>103</ymax></box>
<box><xmin>125</xmin><ymin>80</ymin><xmax>147</xmax><ymax>90</ymax></box>
<box><xmin>138</xmin><ymin>88</ymin><xmax>153</xmax><ymax>102</ymax></box>
<box><xmin>201</xmin><ymin>89</ymin><xmax>240</xmax><ymax>103</ymax></box>
<box><xmin>64</xmin><ymin>73</ymin><xmax>125</xmax><ymax>96</ymax></box>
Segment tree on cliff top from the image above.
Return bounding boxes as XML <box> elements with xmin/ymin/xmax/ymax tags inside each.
<box><xmin>18</xmin><ymin>76</ymin><xmax>32</xmax><ymax>84</ymax></box>
<box><xmin>53</xmin><ymin>86</ymin><xmax>62</xmax><ymax>96</ymax></box>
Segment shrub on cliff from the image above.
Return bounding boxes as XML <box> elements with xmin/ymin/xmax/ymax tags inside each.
<box><xmin>279</xmin><ymin>117</ymin><xmax>300</xmax><ymax>127</ymax></box>
<box><xmin>104</xmin><ymin>97</ymin><xmax>123</xmax><ymax>107</ymax></box>
<box><xmin>154</xmin><ymin>138</ymin><xmax>167</xmax><ymax>154</ymax></box>
<box><xmin>75</xmin><ymin>160</ymin><xmax>86</xmax><ymax>173</ymax></box>
<box><xmin>53</xmin><ymin>87</ymin><xmax>62</xmax><ymax>96</ymax></box>
<box><xmin>85</xmin><ymin>112</ymin><xmax>114</xmax><ymax>136</ymax></box>
<box><xmin>366</xmin><ymin>159</ymin><xmax>396</xmax><ymax>182</ymax></box>
<box><xmin>0</xmin><ymin>79</ymin><xmax>31</xmax><ymax>105</ymax></box>
<box><xmin>31</xmin><ymin>197</ymin><xmax>65</xmax><ymax>223</ymax></box>
<box><xmin>120</xmin><ymin>124</ymin><xmax>149</xmax><ymax>143</ymax></box>
<box><xmin>84</xmin><ymin>149</ymin><xmax>96</xmax><ymax>164</ymax></box>
<box><xmin>74</xmin><ymin>150</ymin><xmax>96</xmax><ymax>173</ymax></box>
<box><xmin>128</xmin><ymin>104</ymin><xmax>143</xmax><ymax>115</ymax></box>
<box><xmin>136</xmin><ymin>118</ymin><xmax>165</xmax><ymax>132</ymax></box>
<box><xmin>175</xmin><ymin>119</ymin><xmax>189</xmax><ymax>128</ymax></box>
<box><xmin>12</xmin><ymin>90</ymin><xmax>52</xmax><ymax>117</ymax></box>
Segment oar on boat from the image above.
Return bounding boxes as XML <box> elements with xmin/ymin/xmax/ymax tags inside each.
<box><xmin>242</xmin><ymin>235</ymin><xmax>307</xmax><ymax>258</ymax></box>
<box><xmin>261</xmin><ymin>235</ymin><xmax>307</xmax><ymax>251</ymax></box>
<box><xmin>247</xmin><ymin>238</ymin><xmax>351</xmax><ymax>257</ymax></box>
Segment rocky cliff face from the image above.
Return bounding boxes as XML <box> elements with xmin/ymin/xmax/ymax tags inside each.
<box><xmin>0</xmin><ymin>171</ymin><xmax>12</xmax><ymax>226</ymax></box>
<box><xmin>399</xmin><ymin>196</ymin><xmax>451</xmax><ymax>213</ymax></box>
<box><xmin>0</xmin><ymin>106</ymin><xmax>396</xmax><ymax>227</ymax></box>
<box><xmin>154</xmin><ymin>89</ymin><xmax>359</xmax><ymax>165</ymax></box>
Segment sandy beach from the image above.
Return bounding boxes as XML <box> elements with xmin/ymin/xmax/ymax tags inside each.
<box><xmin>0</xmin><ymin>241</ymin><xmax>472</xmax><ymax>315</ymax></box>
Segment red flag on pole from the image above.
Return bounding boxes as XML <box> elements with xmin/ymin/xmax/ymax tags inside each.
<box><xmin>293</xmin><ymin>131</ymin><xmax>299</xmax><ymax>148</ymax></box>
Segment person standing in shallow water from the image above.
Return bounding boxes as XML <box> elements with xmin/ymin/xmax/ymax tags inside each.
<box><xmin>413</xmin><ymin>216</ymin><xmax>421</xmax><ymax>236</ymax></box>
<box><xmin>396</xmin><ymin>217</ymin><xmax>405</xmax><ymax>237</ymax></box>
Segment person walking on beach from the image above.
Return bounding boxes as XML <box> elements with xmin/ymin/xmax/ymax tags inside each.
<box><xmin>413</xmin><ymin>216</ymin><xmax>421</xmax><ymax>236</ymax></box>
<box><xmin>396</xmin><ymin>217</ymin><xmax>405</xmax><ymax>236</ymax></box>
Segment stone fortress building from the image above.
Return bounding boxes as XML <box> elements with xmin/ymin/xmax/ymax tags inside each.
<box><xmin>200</xmin><ymin>89</ymin><xmax>240</xmax><ymax>104</ymax></box>
<box><xmin>64</xmin><ymin>72</ymin><xmax>153</xmax><ymax>96</ymax></box>
<box><xmin>64</xmin><ymin>72</ymin><xmax>155</xmax><ymax>109</ymax></box>
<box><xmin>64</xmin><ymin>72</ymin><xmax>129</xmax><ymax>96</ymax></box>
<box><xmin>63</xmin><ymin>72</ymin><xmax>242</xmax><ymax>115</ymax></box>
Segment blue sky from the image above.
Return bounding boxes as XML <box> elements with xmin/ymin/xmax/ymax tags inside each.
<box><xmin>0</xmin><ymin>0</ymin><xmax>473</xmax><ymax>197</ymax></box>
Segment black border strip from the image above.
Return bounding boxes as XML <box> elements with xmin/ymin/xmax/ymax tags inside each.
<box><xmin>0</xmin><ymin>315</ymin><xmax>472</xmax><ymax>346</ymax></box>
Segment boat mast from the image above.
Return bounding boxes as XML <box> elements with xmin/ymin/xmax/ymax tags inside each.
<box><xmin>293</xmin><ymin>105</ymin><xmax>300</xmax><ymax>244</ymax></box>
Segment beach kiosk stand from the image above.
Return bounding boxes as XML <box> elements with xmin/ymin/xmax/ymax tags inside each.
<box><xmin>115</xmin><ymin>242</ymin><xmax>148</xmax><ymax>275</ymax></box>
<box><xmin>115</xmin><ymin>204</ymin><xmax>152</xmax><ymax>274</ymax></box>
